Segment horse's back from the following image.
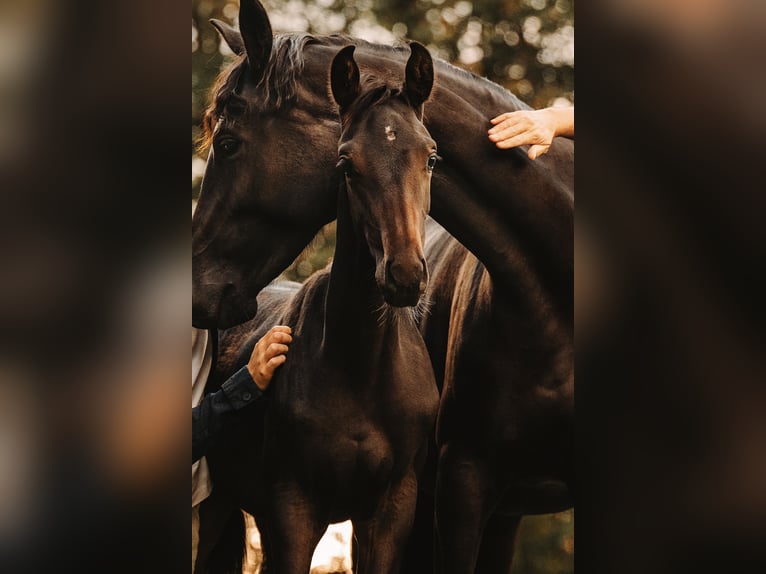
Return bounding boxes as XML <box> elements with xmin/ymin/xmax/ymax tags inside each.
<box><xmin>214</xmin><ymin>280</ymin><xmax>303</xmax><ymax>382</ymax></box>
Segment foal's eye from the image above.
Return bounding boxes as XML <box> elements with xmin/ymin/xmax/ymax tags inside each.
<box><xmin>427</xmin><ymin>154</ymin><xmax>439</xmax><ymax>171</ymax></box>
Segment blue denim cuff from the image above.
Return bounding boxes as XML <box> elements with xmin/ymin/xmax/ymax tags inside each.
<box><xmin>221</xmin><ymin>366</ymin><xmax>264</xmax><ymax>410</ymax></box>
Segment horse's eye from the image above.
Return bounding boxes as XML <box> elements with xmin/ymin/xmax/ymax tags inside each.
<box><xmin>427</xmin><ymin>154</ymin><xmax>439</xmax><ymax>171</ymax></box>
<box><xmin>216</xmin><ymin>137</ymin><xmax>241</xmax><ymax>158</ymax></box>
<box><xmin>336</xmin><ymin>157</ymin><xmax>351</xmax><ymax>176</ymax></box>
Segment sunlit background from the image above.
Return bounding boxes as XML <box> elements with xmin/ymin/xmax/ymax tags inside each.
<box><xmin>192</xmin><ymin>1</ymin><xmax>574</xmax><ymax>573</ymax></box>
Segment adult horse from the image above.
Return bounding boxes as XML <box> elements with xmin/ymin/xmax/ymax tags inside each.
<box><xmin>197</xmin><ymin>43</ymin><xmax>440</xmax><ymax>573</ymax></box>
<box><xmin>192</xmin><ymin>1</ymin><xmax>573</xmax><ymax>571</ymax></box>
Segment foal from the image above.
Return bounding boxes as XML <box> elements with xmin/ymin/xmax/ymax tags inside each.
<box><xmin>262</xmin><ymin>42</ymin><xmax>439</xmax><ymax>574</ymax></box>
<box><xmin>207</xmin><ymin>43</ymin><xmax>440</xmax><ymax>574</ymax></box>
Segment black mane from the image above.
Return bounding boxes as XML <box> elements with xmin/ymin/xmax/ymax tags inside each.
<box><xmin>200</xmin><ymin>31</ymin><xmax>530</xmax><ymax>153</ymax></box>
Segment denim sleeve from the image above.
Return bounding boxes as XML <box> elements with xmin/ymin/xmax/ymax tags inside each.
<box><xmin>192</xmin><ymin>366</ymin><xmax>265</xmax><ymax>463</ymax></box>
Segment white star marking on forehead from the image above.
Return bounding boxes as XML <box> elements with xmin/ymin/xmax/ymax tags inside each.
<box><xmin>385</xmin><ymin>125</ymin><xmax>397</xmax><ymax>141</ymax></box>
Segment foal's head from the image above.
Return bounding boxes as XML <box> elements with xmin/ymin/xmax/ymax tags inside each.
<box><xmin>330</xmin><ymin>43</ymin><xmax>436</xmax><ymax>308</ymax></box>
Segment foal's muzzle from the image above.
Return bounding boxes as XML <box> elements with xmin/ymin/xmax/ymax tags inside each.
<box><xmin>381</xmin><ymin>255</ymin><xmax>428</xmax><ymax>307</ymax></box>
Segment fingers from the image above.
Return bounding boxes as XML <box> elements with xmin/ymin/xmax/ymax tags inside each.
<box><xmin>258</xmin><ymin>325</ymin><xmax>293</xmax><ymax>353</ymax></box>
<box><xmin>488</xmin><ymin>110</ymin><xmax>532</xmax><ymax>131</ymax></box>
<box><xmin>266</xmin><ymin>325</ymin><xmax>292</xmax><ymax>340</ymax></box>
<box><xmin>269</xmin><ymin>331</ymin><xmax>293</xmax><ymax>344</ymax></box>
<box><xmin>269</xmin><ymin>325</ymin><xmax>292</xmax><ymax>334</ymax></box>
<box><xmin>491</xmin><ymin>130</ymin><xmax>537</xmax><ymax>149</ymax></box>
<box><xmin>266</xmin><ymin>343</ymin><xmax>290</xmax><ymax>357</ymax></box>
<box><xmin>488</xmin><ymin>113</ymin><xmax>540</xmax><ymax>149</ymax></box>
<box><xmin>266</xmin><ymin>355</ymin><xmax>287</xmax><ymax>370</ymax></box>
<box><xmin>488</xmin><ymin>123</ymin><xmax>525</xmax><ymax>143</ymax></box>
<box><xmin>488</xmin><ymin>116</ymin><xmax>529</xmax><ymax>139</ymax></box>
<box><xmin>528</xmin><ymin>144</ymin><xmax>550</xmax><ymax>160</ymax></box>
<box><xmin>258</xmin><ymin>355</ymin><xmax>287</xmax><ymax>388</ymax></box>
<box><xmin>261</xmin><ymin>326</ymin><xmax>292</xmax><ymax>347</ymax></box>
<box><xmin>248</xmin><ymin>325</ymin><xmax>293</xmax><ymax>390</ymax></box>
<box><xmin>487</xmin><ymin>110</ymin><xmax>555</xmax><ymax>153</ymax></box>
<box><xmin>489</xmin><ymin>112</ymin><xmax>514</xmax><ymax>125</ymax></box>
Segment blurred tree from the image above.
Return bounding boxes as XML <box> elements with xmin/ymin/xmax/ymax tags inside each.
<box><xmin>192</xmin><ymin>0</ymin><xmax>229</xmax><ymax>157</ymax></box>
<box><xmin>373</xmin><ymin>0</ymin><xmax>573</xmax><ymax>108</ymax></box>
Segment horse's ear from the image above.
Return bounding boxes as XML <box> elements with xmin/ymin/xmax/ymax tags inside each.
<box><xmin>239</xmin><ymin>0</ymin><xmax>273</xmax><ymax>81</ymax></box>
<box><xmin>210</xmin><ymin>19</ymin><xmax>244</xmax><ymax>56</ymax></box>
<box><xmin>331</xmin><ymin>46</ymin><xmax>361</xmax><ymax>112</ymax></box>
<box><xmin>404</xmin><ymin>42</ymin><xmax>434</xmax><ymax>113</ymax></box>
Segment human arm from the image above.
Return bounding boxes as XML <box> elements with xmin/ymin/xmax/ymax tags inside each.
<box><xmin>488</xmin><ymin>106</ymin><xmax>574</xmax><ymax>159</ymax></box>
<box><xmin>192</xmin><ymin>326</ymin><xmax>292</xmax><ymax>463</ymax></box>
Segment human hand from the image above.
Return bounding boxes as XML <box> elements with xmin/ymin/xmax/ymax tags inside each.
<box><xmin>247</xmin><ymin>326</ymin><xmax>293</xmax><ymax>391</ymax></box>
<box><xmin>488</xmin><ymin>107</ymin><xmax>573</xmax><ymax>159</ymax></box>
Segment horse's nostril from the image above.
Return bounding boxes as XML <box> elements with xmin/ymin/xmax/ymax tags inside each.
<box><xmin>386</xmin><ymin>256</ymin><xmax>428</xmax><ymax>299</ymax></box>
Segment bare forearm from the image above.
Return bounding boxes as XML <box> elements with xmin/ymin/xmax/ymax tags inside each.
<box><xmin>547</xmin><ymin>106</ymin><xmax>574</xmax><ymax>138</ymax></box>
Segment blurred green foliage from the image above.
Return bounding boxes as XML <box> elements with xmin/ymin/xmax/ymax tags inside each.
<box><xmin>279</xmin><ymin>221</ymin><xmax>338</xmax><ymax>283</ymax></box>
<box><xmin>513</xmin><ymin>511</ymin><xmax>574</xmax><ymax>574</ymax></box>
<box><xmin>371</xmin><ymin>0</ymin><xmax>573</xmax><ymax>107</ymax></box>
<box><xmin>192</xmin><ymin>6</ymin><xmax>573</xmax><ymax>569</ymax></box>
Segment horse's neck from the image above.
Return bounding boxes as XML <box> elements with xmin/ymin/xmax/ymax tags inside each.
<box><xmin>321</xmin><ymin>189</ymin><xmax>388</xmax><ymax>360</ymax></box>
<box><xmin>425</xmin><ymin>66</ymin><xmax>573</xmax><ymax>325</ymax></box>
<box><xmin>430</xmin><ymin>168</ymin><xmax>572</xmax><ymax>327</ymax></box>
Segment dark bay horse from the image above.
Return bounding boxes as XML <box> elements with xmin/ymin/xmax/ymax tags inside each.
<box><xmin>192</xmin><ymin>1</ymin><xmax>573</xmax><ymax>571</ymax></box>
<box><xmin>420</xmin><ymin>220</ymin><xmax>573</xmax><ymax>573</ymax></box>
<box><xmin>198</xmin><ymin>43</ymin><xmax>440</xmax><ymax>573</ymax></box>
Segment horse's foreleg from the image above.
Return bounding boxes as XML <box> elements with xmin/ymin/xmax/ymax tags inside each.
<box><xmin>195</xmin><ymin>490</ymin><xmax>245</xmax><ymax>574</ymax></box>
<box><xmin>434</xmin><ymin>443</ymin><xmax>504</xmax><ymax>574</ymax></box>
<box><xmin>474</xmin><ymin>513</ymin><xmax>521</xmax><ymax>574</ymax></box>
<box><xmin>354</xmin><ymin>470</ymin><xmax>419</xmax><ymax>574</ymax></box>
<box><xmin>399</xmin><ymin>488</ymin><xmax>436</xmax><ymax>574</ymax></box>
<box><xmin>261</xmin><ymin>481</ymin><xmax>326</xmax><ymax>574</ymax></box>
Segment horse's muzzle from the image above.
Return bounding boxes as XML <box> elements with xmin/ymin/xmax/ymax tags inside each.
<box><xmin>381</xmin><ymin>257</ymin><xmax>428</xmax><ymax>307</ymax></box>
<box><xmin>192</xmin><ymin>281</ymin><xmax>258</xmax><ymax>329</ymax></box>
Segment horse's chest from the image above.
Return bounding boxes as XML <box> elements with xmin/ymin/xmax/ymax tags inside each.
<box><xmin>274</xmin><ymin>385</ymin><xmax>419</xmax><ymax>488</ymax></box>
<box><xmin>280</xmin><ymin>359</ymin><xmax>434</xmax><ymax>435</ymax></box>
<box><xmin>290</xmin><ymin>420</ymin><xmax>398</xmax><ymax>508</ymax></box>
<box><xmin>284</xmin><ymin>393</ymin><xmax>400</xmax><ymax>461</ymax></box>
<box><xmin>335</xmin><ymin>428</ymin><xmax>395</xmax><ymax>485</ymax></box>
<box><xmin>269</xmin><ymin>349</ymin><xmax>436</xmax><ymax>509</ymax></box>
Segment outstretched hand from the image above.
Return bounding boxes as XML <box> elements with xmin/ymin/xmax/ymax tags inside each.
<box><xmin>247</xmin><ymin>326</ymin><xmax>293</xmax><ymax>391</ymax></box>
<box><xmin>488</xmin><ymin>107</ymin><xmax>574</xmax><ymax>159</ymax></box>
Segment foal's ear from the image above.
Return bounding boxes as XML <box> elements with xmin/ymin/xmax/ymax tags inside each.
<box><xmin>404</xmin><ymin>42</ymin><xmax>434</xmax><ymax>113</ymax></box>
<box><xmin>331</xmin><ymin>46</ymin><xmax>361</xmax><ymax>112</ymax></box>
<box><xmin>210</xmin><ymin>19</ymin><xmax>244</xmax><ymax>56</ymax></box>
<box><xmin>239</xmin><ymin>0</ymin><xmax>273</xmax><ymax>82</ymax></box>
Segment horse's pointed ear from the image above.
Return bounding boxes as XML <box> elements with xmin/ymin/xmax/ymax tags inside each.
<box><xmin>404</xmin><ymin>42</ymin><xmax>434</xmax><ymax>113</ymax></box>
<box><xmin>239</xmin><ymin>0</ymin><xmax>273</xmax><ymax>81</ymax></box>
<box><xmin>210</xmin><ymin>19</ymin><xmax>244</xmax><ymax>56</ymax></box>
<box><xmin>331</xmin><ymin>45</ymin><xmax>361</xmax><ymax>112</ymax></box>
